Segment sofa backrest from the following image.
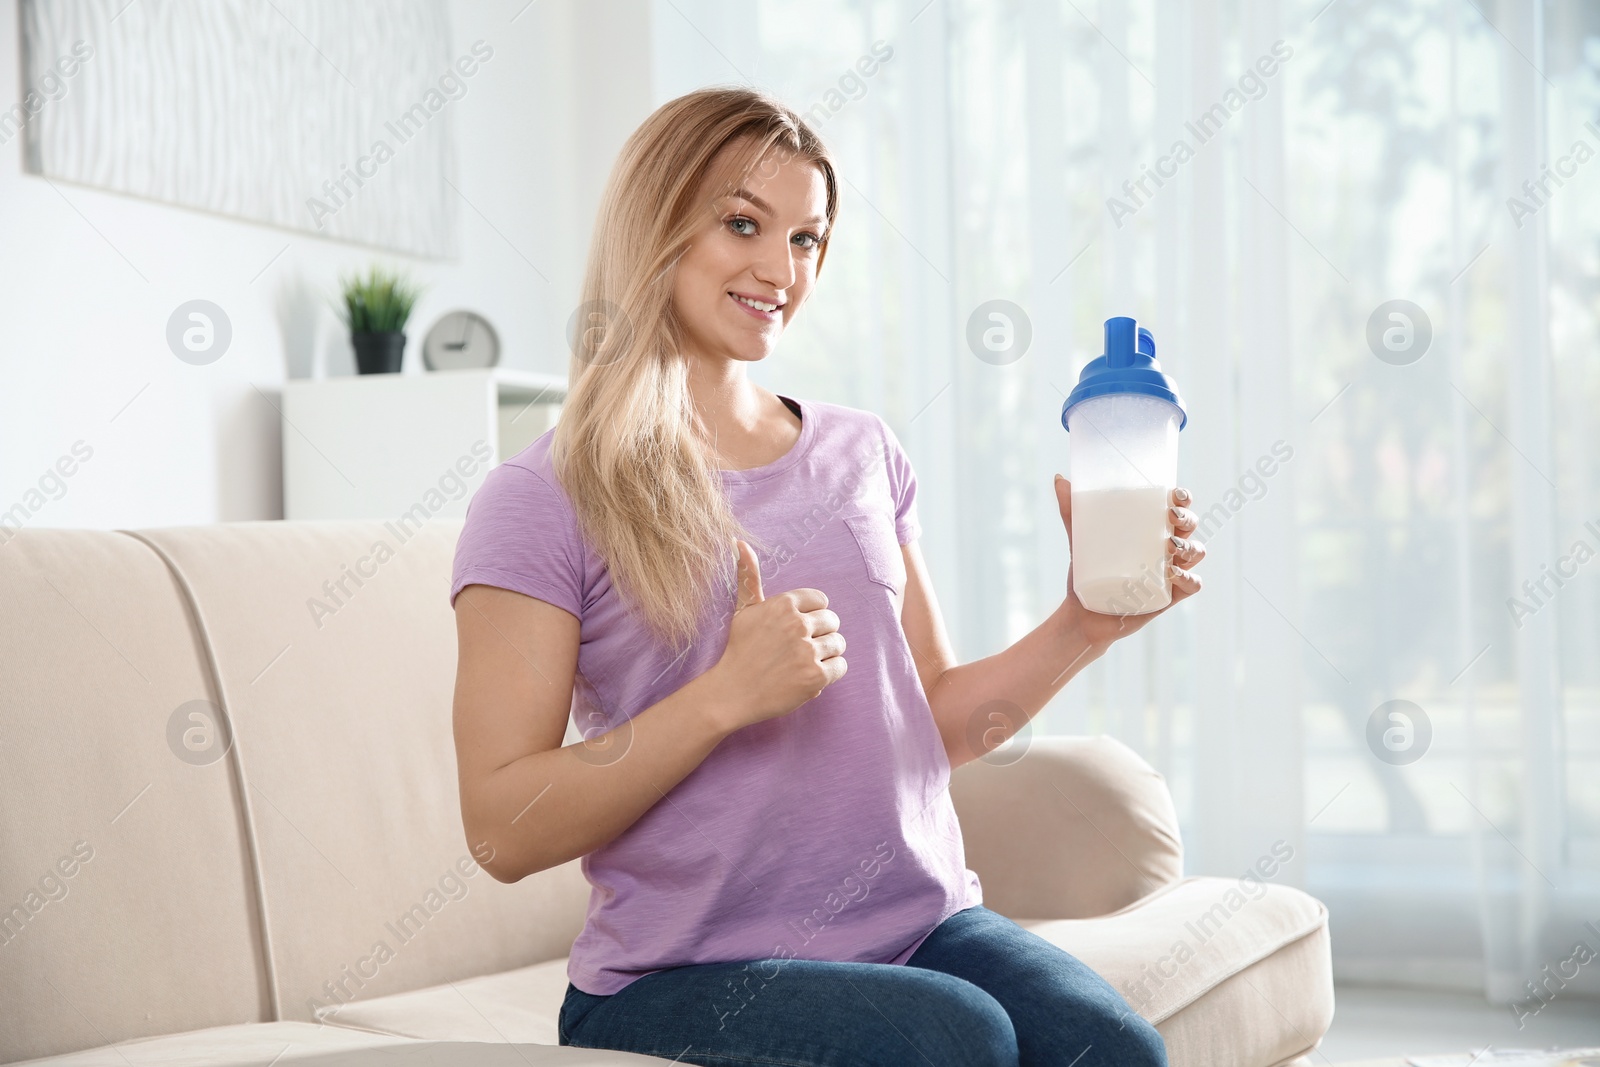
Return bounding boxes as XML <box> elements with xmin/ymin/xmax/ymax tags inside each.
<box><xmin>0</xmin><ymin>530</ymin><xmax>269</xmax><ymax>1062</ymax></box>
<box><xmin>0</xmin><ymin>521</ymin><xmax>590</xmax><ymax>1063</ymax></box>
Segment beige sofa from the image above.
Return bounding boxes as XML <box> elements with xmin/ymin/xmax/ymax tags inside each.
<box><xmin>0</xmin><ymin>521</ymin><xmax>1334</xmax><ymax>1066</ymax></box>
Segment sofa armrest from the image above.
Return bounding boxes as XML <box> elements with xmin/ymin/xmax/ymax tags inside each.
<box><xmin>948</xmin><ymin>734</ymin><xmax>1183</xmax><ymax>920</ymax></box>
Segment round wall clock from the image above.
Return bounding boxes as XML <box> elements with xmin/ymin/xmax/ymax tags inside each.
<box><xmin>422</xmin><ymin>310</ymin><xmax>501</xmax><ymax>370</ymax></box>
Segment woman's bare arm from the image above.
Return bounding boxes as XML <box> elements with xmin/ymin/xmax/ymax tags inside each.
<box><xmin>897</xmin><ymin>479</ymin><xmax>1205</xmax><ymax>771</ymax></box>
<box><xmin>452</xmin><ymin>583</ymin><xmax>739</xmax><ymax>883</ymax></box>
<box><xmin>898</xmin><ymin>538</ymin><xmax>1107</xmax><ymax>771</ymax></box>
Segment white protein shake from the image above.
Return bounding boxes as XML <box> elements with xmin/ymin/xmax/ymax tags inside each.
<box><xmin>1070</xmin><ymin>485</ymin><xmax>1172</xmax><ymax>614</ymax></box>
<box><xmin>1060</xmin><ymin>317</ymin><xmax>1187</xmax><ymax>616</ymax></box>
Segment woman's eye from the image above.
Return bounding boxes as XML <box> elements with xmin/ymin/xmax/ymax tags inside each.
<box><xmin>727</xmin><ymin>215</ymin><xmax>820</xmax><ymax>249</ymax></box>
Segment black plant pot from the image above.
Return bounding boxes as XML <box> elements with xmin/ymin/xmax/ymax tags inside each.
<box><xmin>352</xmin><ymin>330</ymin><xmax>406</xmax><ymax>374</ymax></box>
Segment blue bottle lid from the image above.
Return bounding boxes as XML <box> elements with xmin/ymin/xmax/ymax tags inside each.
<box><xmin>1061</xmin><ymin>316</ymin><xmax>1188</xmax><ymax>431</ymax></box>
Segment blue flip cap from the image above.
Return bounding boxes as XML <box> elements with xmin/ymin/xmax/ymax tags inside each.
<box><xmin>1061</xmin><ymin>316</ymin><xmax>1188</xmax><ymax>431</ymax></box>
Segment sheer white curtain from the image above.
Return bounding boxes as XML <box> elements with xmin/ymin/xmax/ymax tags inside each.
<box><xmin>650</xmin><ymin>0</ymin><xmax>1600</xmax><ymax>1008</ymax></box>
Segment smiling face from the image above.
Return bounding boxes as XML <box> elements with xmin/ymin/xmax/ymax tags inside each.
<box><xmin>671</xmin><ymin>141</ymin><xmax>830</xmax><ymax>368</ymax></box>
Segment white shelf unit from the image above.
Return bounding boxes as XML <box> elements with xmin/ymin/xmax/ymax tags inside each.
<box><xmin>281</xmin><ymin>367</ymin><xmax>568</xmax><ymax>521</ymax></box>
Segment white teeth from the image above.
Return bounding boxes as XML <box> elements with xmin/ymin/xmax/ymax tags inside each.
<box><xmin>734</xmin><ymin>294</ymin><xmax>778</xmax><ymax>313</ymax></box>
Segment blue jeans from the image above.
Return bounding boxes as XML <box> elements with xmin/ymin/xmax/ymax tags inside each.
<box><xmin>557</xmin><ymin>904</ymin><xmax>1167</xmax><ymax>1066</ymax></box>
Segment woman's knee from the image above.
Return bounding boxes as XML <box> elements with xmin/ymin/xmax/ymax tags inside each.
<box><xmin>1010</xmin><ymin>980</ymin><xmax>1166</xmax><ymax>1067</ymax></box>
<box><xmin>895</xmin><ymin>971</ymin><xmax>1019</xmax><ymax>1067</ymax></box>
<box><xmin>1086</xmin><ymin>1008</ymin><xmax>1167</xmax><ymax>1067</ymax></box>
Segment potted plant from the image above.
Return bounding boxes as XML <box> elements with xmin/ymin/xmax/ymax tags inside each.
<box><xmin>337</xmin><ymin>266</ymin><xmax>423</xmax><ymax>374</ymax></box>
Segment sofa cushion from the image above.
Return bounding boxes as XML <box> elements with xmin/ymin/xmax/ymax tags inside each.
<box><xmin>4</xmin><ymin>1023</ymin><xmax>412</xmax><ymax>1066</ymax></box>
<box><xmin>1018</xmin><ymin>877</ymin><xmax>1334</xmax><ymax>1066</ymax></box>
<box><xmin>314</xmin><ymin>876</ymin><xmax>1331</xmax><ymax>1067</ymax></box>
<box><xmin>313</xmin><ymin>958</ymin><xmax>572</xmax><ymax>1044</ymax></box>
<box><xmin>3</xmin><ymin>1023</ymin><xmax>666</xmax><ymax>1066</ymax></box>
<box><xmin>129</xmin><ymin>521</ymin><xmax>593</xmax><ymax>1023</ymax></box>
<box><xmin>1153</xmin><ymin>923</ymin><xmax>1333</xmax><ymax>1066</ymax></box>
<box><xmin>0</xmin><ymin>532</ymin><xmax>270</xmax><ymax>1063</ymax></box>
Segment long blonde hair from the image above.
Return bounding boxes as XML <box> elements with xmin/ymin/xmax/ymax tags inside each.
<box><xmin>550</xmin><ymin>87</ymin><xmax>839</xmax><ymax>655</ymax></box>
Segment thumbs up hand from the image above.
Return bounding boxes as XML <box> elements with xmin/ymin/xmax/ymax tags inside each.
<box><xmin>731</xmin><ymin>538</ymin><xmax>767</xmax><ymax>613</ymax></box>
<box><xmin>709</xmin><ymin>540</ymin><xmax>847</xmax><ymax>731</ymax></box>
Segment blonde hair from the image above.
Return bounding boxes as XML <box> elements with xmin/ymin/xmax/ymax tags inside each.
<box><xmin>550</xmin><ymin>87</ymin><xmax>839</xmax><ymax>654</ymax></box>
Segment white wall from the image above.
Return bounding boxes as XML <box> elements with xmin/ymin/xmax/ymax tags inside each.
<box><xmin>0</xmin><ymin>0</ymin><xmax>652</xmax><ymax>529</ymax></box>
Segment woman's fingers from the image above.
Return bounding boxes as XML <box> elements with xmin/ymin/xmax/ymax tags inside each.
<box><xmin>1167</xmin><ymin>535</ymin><xmax>1206</xmax><ymax>569</ymax></box>
<box><xmin>805</xmin><ymin>607</ymin><xmax>842</xmax><ymax>637</ymax></box>
<box><xmin>813</xmin><ymin>631</ymin><xmax>846</xmax><ymax>659</ymax></box>
<box><xmin>1161</xmin><ymin>491</ymin><xmax>1203</xmax><ymax>593</ymax></box>
<box><xmin>1169</xmin><ymin>561</ymin><xmax>1203</xmax><ymax>599</ymax></box>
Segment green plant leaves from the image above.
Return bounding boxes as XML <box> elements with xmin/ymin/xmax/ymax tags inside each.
<box><xmin>337</xmin><ymin>266</ymin><xmax>423</xmax><ymax>334</ymax></box>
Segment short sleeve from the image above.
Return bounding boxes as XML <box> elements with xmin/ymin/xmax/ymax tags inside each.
<box><xmin>878</xmin><ymin>416</ymin><xmax>922</xmax><ymax>545</ymax></box>
<box><xmin>450</xmin><ymin>461</ymin><xmax>586</xmax><ymax>619</ymax></box>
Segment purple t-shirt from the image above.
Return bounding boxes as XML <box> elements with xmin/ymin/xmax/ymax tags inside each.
<box><xmin>449</xmin><ymin>394</ymin><xmax>983</xmax><ymax>996</ymax></box>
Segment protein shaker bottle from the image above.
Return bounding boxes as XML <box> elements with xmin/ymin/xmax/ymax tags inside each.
<box><xmin>1060</xmin><ymin>316</ymin><xmax>1188</xmax><ymax>615</ymax></box>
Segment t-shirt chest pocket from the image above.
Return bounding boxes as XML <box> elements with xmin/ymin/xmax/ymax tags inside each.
<box><xmin>844</xmin><ymin>510</ymin><xmax>906</xmax><ymax>596</ymax></box>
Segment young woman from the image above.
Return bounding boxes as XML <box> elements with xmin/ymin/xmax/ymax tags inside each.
<box><xmin>450</xmin><ymin>87</ymin><xmax>1204</xmax><ymax>1067</ymax></box>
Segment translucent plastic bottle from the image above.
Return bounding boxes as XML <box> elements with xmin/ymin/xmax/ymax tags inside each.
<box><xmin>1061</xmin><ymin>317</ymin><xmax>1188</xmax><ymax>615</ymax></box>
